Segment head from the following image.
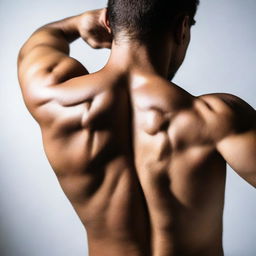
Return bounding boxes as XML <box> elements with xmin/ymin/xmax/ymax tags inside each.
<box><xmin>106</xmin><ymin>0</ymin><xmax>200</xmax><ymax>80</ymax></box>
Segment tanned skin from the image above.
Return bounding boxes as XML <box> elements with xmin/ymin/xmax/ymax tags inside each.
<box><xmin>18</xmin><ymin>8</ymin><xmax>256</xmax><ymax>256</ymax></box>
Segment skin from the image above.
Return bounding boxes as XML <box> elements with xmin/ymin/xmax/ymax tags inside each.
<box><xmin>18</xmin><ymin>8</ymin><xmax>256</xmax><ymax>256</ymax></box>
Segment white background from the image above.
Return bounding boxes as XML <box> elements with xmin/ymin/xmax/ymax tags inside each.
<box><xmin>0</xmin><ymin>0</ymin><xmax>255</xmax><ymax>255</ymax></box>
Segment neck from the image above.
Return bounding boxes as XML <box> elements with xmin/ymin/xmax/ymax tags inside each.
<box><xmin>104</xmin><ymin>36</ymin><xmax>174</xmax><ymax>79</ymax></box>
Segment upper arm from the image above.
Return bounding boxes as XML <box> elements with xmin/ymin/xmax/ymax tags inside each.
<box><xmin>217</xmin><ymin>129</ymin><xmax>256</xmax><ymax>186</ymax></box>
<box><xmin>18</xmin><ymin>27</ymin><xmax>89</xmax><ymax>125</ymax></box>
<box><xmin>198</xmin><ymin>93</ymin><xmax>256</xmax><ymax>187</ymax></box>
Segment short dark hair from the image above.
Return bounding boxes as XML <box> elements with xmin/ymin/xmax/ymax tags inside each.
<box><xmin>107</xmin><ymin>0</ymin><xmax>200</xmax><ymax>41</ymax></box>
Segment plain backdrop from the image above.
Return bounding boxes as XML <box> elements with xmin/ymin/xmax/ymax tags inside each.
<box><xmin>0</xmin><ymin>0</ymin><xmax>255</xmax><ymax>255</ymax></box>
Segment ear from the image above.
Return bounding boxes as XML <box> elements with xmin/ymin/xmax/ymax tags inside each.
<box><xmin>174</xmin><ymin>15</ymin><xmax>190</xmax><ymax>45</ymax></box>
<box><xmin>100</xmin><ymin>8</ymin><xmax>112</xmax><ymax>34</ymax></box>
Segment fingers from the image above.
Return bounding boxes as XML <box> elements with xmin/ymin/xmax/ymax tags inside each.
<box><xmin>85</xmin><ymin>38</ymin><xmax>112</xmax><ymax>49</ymax></box>
<box><xmin>102</xmin><ymin>41</ymin><xmax>112</xmax><ymax>49</ymax></box>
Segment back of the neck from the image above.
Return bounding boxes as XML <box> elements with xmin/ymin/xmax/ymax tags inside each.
<box><xmin>104</xmin><ymin>36</ymin><xmax>174</xmax><ymax>79</ymax></box>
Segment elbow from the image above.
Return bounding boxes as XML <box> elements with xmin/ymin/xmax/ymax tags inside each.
<box><xmin>17</xmin><ymin>47</ymin><xmax>24</xmax><ymax>66</ymax></box>
<box><xmin>17</xmin><ymin>42</ymin><xmax>28</xmax><ymax>67</ymax></box>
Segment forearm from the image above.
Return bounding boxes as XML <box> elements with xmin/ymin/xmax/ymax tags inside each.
<box><xmin>18</xmin><ymin>14</ymin><xmax>81</xmax><ymax>62</ymax></box>
<box><xmin>17</xmin><ymin>13</ymin><xmax>90</xmax><ymax>89</ymax></box>
<box><xmin>18</xmin><ymin>8</ymin><xmax>110</xmax><ymax>90</ymax></box>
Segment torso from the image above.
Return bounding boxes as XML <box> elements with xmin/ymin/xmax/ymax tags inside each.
<box><xmin>41</xmin><ymin>70</ymin><xmax>226</xmax><ymax>256</ymax></box>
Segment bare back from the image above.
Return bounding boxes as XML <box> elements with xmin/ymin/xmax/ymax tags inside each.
<box><xmin>40</xmin><ymin>70</ymin><xmax>226</xmax><ymax>256</ymax></box>
<box><xmin>17</xmin><ymin>8</ymin><xmax>256</xmax><ymax>256</ymax></box>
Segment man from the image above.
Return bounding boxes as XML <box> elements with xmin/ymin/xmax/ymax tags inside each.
<box><xmin>17</xmin><ymin>0</ymin><xmax>255</xmax><ymax>255</ymax></box>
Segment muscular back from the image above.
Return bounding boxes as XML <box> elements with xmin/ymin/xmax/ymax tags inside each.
<box><xmin>132</xmin><ymin>79</ymin><xmax>226</xmax><ymax>255</ymax></box>
<box><xmin>17</xmin><ymin>8</ymin><xmax>256</xmax><ymax>256</ymax></box>
<box><xmin>34</xmin><ymin>70</ymin><xmax>230</xmax><ymax>256</ymax></box>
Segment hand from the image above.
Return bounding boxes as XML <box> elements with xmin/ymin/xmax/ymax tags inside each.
<box><xmin>78</xmin><ymin>8</ymin><xmax>113</xmax><ymax>49</ymax></box>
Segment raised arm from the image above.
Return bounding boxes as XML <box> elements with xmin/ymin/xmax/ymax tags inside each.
<box><xmin>17</xmin><ymin>8</ymin><xmax>112</xmax><ymax>125</ymax></box>
<box><xmin>200</xmin><ymin>93</ymin><xmax>256</xmax><ymax>187</ymax></box>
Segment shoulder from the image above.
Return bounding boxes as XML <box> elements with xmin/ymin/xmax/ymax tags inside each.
<box><xmin>24</xmin><ymin>71</ymin><xmax>113</xmax><ymax>127</ymax></box>
<box><xmin>195</xmin><ymin>93</ymin><xmax>256</xmax><ymax>141</ymax></box>
<box><xmin>197</xmin><ymin>93</ymin><xmax>255</xmax><ymax>124</ymax></box>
